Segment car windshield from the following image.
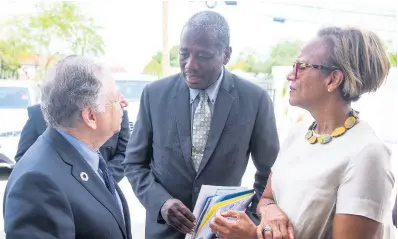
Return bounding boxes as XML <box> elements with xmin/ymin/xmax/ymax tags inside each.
<box><xmin>0</xmin><ymin>87</ymin><xmax>31</xmax><ymax>109</ymax></box>
<box><xmin>116</xmin><ymin>81</ymin><xmax>150</xmax><ymax>102</ymax></box>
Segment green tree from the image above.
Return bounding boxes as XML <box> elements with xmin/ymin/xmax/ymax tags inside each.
<box><xmin>142</xmin><ymin>45</ymin><xmax>180</xmax><ymax>76</ymax></box>
<box><xmin>142</xmin><ymin>59</ymin><xmax>162</xmax><ymax>78</ymax></box>
<box><xmin>229</xmin><ymin>40</ymin><xmax>303</xmax><ymax>74</ymax></box>
<box><xmin>52</xmin><ymin>2</ymin><xmax>105</xmax><ymax>56</ymax></box>
<box><xmin>2</xmin><ymin>2</ymin><xmax>105</xmax><ymax>80</ymax></box>
<box><xmin>383</xmin><ymin>39</ymin><xmax>396</xmax><ymax>67</ymax></box>
<box><xmin>169</xmin><ymin>45</ymin><xmax>179</xmax><ymax>67</ymax></box>
<box><xmin>0</xmin><ymin>37</ymin><xmax>31</xmax><ymax>78</ymax></box>
<box><xmin>31</xmin><ymin>2</ymin><xmax>104</xmax><ymax>74</ymax></box>
<box><xmin>228</xmin><ymin>47</ymin><xmax>267</xmax><ymax>73</ymax></box>
<box><xmin>388</xmin><ymin>52</ymin><xmax>397</xmax><ymax>67</ymax></box>
<box><xmin>0</xmin><ymin>16</ymin><xmax>33</xmax><ymax>78</ymax></box>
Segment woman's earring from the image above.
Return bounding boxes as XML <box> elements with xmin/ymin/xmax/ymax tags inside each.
<box><xmin>328</xmin><ymin>88</ymin><xmax>331</xmax><ymax>92</ymax></box>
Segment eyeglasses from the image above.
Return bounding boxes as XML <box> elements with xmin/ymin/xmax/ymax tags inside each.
<box><xmin>293</xmin><ymin>61</ymin><xmax>339</xmax><ymax>79</ymax></box>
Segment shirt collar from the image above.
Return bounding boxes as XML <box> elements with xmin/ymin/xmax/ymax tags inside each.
<box><xmin>190</xmin><ymin>67</ymin><xmax>224</xmax><ymax>104</ymax></box>
<box><xmin>56</xmin><ymin>129</ymin><xmax>99</xmax><ymax>171</ymax></box>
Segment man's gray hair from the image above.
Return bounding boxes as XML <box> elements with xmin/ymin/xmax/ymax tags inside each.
<box><xmin>184</xmin><ymin>10</ymin><xmax>230</xmax><ymax>49</ymax></box>
<box><xmin>41</xmin><ymin>55</ymin><xmax>107</xmax><ymax>128</ymax></box>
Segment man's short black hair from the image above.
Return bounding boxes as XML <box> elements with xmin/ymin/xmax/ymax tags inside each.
<box><xmin>184</xmin><ymin>10</ymin><xmax>230</xmax><ymax>49</ymax></box>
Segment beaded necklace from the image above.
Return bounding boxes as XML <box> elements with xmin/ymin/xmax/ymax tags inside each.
<box><xmin>305</xmin><ymin>109</ymin><xmax>359</xmax><ymax>144</ymax></box>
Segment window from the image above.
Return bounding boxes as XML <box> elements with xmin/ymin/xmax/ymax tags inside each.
<box><xmin>115</xmin><ymin>81</ymin><xmax>150</xmax><ymax>102</ymax></box>
<box><xmin>0</xmin><ymin>87</ymin><xmax>31</xmax><ymax>109</ymax></box>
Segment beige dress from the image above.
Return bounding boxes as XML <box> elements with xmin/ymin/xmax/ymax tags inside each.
<box><xmin>271</xmin><ymin>121</ymin><xmax>395</xmax><ymax>239</ymax></box>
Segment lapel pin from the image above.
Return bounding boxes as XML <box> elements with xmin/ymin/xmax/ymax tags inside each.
<box><xmin>80</xmin><ymin>172</ymin><xmax>89</xmax><ymax>181</ymax></box>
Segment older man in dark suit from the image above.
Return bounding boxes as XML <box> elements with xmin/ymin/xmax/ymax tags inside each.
<box><xmin>123</xmin><ymin>11</ymin><xmax>280</xmax><ymax>239</ymax></box>
<box><xmin>4</xmin><ymin>55</ymin><xmax>132</xmax><ymax>239</ymax></box>
<box><xmin>15</xmin><ymin>103</ymin><xmax>130</xmax><ymax>182</ymax></box>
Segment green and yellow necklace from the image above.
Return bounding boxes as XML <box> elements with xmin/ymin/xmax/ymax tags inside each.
<box><xmin>305</xmin><ymin>109</ymin><xmax>359</xmax><ymax>144</ymax></box>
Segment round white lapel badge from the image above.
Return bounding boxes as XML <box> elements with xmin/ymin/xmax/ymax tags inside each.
<box><xmin>80</xmin><ymin>172</ymin><xmax>89</xmax><ymax>181</ymax></box>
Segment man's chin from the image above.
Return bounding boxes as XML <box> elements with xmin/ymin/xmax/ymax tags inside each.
<box><xmin>114</xmin><ymin>126</ymin><xmax>121</xmax><ymax>134</ymax></box>
<box><xmin>184</xmin><ymin>80</ymin><xmax>203</xmax><ymax>90</ymax></box>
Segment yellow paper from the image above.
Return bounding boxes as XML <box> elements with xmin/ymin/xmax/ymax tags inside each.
<box><xmin>198</xmin><ymin>193</ymin><xmax>253</xmax><ymax>231</ymax></box>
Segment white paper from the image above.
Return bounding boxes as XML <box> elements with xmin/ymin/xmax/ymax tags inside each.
<box><xmin>185</xmin><ymin>185</ymin><xmax>248</xmax><ymax>239</ymax></box>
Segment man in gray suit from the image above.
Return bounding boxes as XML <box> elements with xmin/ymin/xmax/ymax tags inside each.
<box><xmin>123</xmin><ymin>11</ymin><xmax>279</xmax><ymax>239</ymax></box>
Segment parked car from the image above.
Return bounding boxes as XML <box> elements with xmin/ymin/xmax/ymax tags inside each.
<box><xmin>0</xmin><ymin>80</ymin><xmax>40</xmax><ymax>168</ymax></box>
<box><xmin>113</xmin><ymin>73</ymin><xmax>157</xmax><ymax>131</ymax></box>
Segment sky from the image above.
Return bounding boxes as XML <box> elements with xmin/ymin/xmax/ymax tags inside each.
<box><xmin>1</xmin><ymin>0</ymin><xmax>397</xmax><ymax>73</ymax></box>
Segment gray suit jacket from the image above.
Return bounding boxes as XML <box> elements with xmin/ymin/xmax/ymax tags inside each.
<box><xmin>123</xmin><ymin>70</ymin><xmax>279</xmax><ymax>239</ymax></box>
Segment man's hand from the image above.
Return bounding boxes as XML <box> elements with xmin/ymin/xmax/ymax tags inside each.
<box><xmin>161</xmin><ymin>199</ymin><xmax>196</xmax><ymax>234</ymax></box>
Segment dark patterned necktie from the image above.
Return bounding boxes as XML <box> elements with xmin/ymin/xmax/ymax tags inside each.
<box><xmin>98</xmin><ymin>153</ymin><xmax>116</xmax><ymax>196</ymax></box>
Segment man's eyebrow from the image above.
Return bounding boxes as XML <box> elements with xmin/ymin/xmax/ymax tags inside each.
<box><xmin>181</xmin><ymin>48</ymin><xmax>215</xmax><ymax>54</ymax></box>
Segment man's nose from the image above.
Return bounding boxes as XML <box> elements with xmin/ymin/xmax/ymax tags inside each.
<box><xmin>185</xmin><ymin>56</ymin><xmax>199</xmax><ymax>72</ymax></box>
<box><xmin>120</xmin><ymin>95</ymin><xmax>128</xmax><ymax>108</ymax></box>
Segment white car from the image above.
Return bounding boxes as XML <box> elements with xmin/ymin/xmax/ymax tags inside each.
<box><xmin>0</xmin><ymin>80</ymin><xmax>40</xmax><ymax>168</ymax></box>
<box><xmin>113</xmin><ymin>73</ymin><xmax>157</xmax><ymax>131</ymax></box>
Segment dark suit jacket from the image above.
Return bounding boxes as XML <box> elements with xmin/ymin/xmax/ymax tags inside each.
<box><xmin>393</xmin><ymin>196</ymin><xmax>397</xmax><ymax>227</ymax></box>
<box><xmin>15</xmin><ymin>104</ymin><xmax>130</xmax><ymax>182</ymax></box>
<box><xmin>4</xmin><ymin>128</ymin><xmax>132</xmax><ymax>239</ymax></box>
<box><xmin>123</xmin><ymin>70</ymin><xmax>280</xmax><ymax>239</ymax></box>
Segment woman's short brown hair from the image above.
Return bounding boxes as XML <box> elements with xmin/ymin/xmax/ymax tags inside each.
<box><xmin>318</xmin><ymin>27</ymin><xmax>390</xmax><ymax>102</ymax></box>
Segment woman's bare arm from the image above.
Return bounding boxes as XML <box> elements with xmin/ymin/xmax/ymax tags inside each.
<box><xmin>332</xmin><ymin>214</ymin><xmax>381</xmax><ymax>239</ymax></box>
<box><xmin>332</xmin><ymin>143</ymin><xmax>392</xmax><ymax>239</ymax></box>
<box><xmin>256</xmin><ymin>173</ymin><xmax>275</xmax><ymax>216</ymax></box>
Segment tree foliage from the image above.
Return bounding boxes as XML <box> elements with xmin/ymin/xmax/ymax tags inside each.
<box><xmin>0</xmin><ymin>37</ymin><xmax>31</xmax><ymax>78</ymax></box>
<box><xmin>228</xmin><ymin>40</ymin><xmax>303</xmax><ymax>74</ymax></box>
<box><xmin>0</xmin><ymin>2</ymin><xmax>104</xmax><ymax>80</ymax></box>
<box><xmin>142</xmin><ymin>45</ymin><xmax>180</xmax><ymax>76</ymax></box>
<box><xmin>142</xmin><ymin>59</ymin><xmax>162</xmax><ymax>78</ymax></box>
<box><xmin>388</xmin><ymin>52</ymin><xmax>397</xmax><ymax>67</ymax></box>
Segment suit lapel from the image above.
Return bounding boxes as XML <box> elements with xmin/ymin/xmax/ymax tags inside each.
<box><xmin>115</xmin><ymin>184</ymin><xmax>131</xmax><ymax>239</ymax></box>
<box><xmin>197</xmin><ymin>70</ymin><xmax>235</xmax><ymax>176</ymax></box>
<box><xmin>173</xmin><ymin>75</ymin><xmax>196</xmax><ymax>175</ymax></box>
<box><xmin>45</xmin><ymin>128</ymin><xmax>127</xmax><ymax>238</ymax></box>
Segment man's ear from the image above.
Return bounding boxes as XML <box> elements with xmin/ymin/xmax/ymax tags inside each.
<box><xmin>81</xmin><ymin>108</ymin><xmax>97</xmax><ymax>130</ymax></box>
<box><xmin>223</xmin><ymin>46</ymin><xmax>232</xmax><ymax>65</ymax></box>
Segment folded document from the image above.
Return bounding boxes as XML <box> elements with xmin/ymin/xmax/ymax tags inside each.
<box><xmin>185</xmin><ymin>185</ymin><xmax>255</xmax><ymax>239</ymax></box>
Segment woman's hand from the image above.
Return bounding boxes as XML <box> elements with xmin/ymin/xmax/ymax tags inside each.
<box><xmin>209</xmin><ymin>210</ymin><xmax>257</xmax><ymax>239</ymax></box>
<box><xmin>257</xmin><ymin>204</ymin><xmax>294</xmax><ymax>239</ymax></box>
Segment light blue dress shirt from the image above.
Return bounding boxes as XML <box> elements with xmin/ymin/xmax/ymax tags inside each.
<box><xmin>56</xmin><ymin>129</ymin><xmax>125</xmax><ymax>221</ymax></box>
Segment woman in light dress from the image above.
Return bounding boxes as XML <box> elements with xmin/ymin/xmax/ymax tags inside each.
<box><xmin>209</xmin><ymin>26</ymin><xmax>395</xmax><ymax>239</ymax></box>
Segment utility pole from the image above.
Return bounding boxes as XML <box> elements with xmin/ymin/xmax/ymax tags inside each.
<box><xmin>162</xmin><ymin>1</ymin><xmax>170</xmax><ymax>77</ymax></box>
